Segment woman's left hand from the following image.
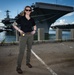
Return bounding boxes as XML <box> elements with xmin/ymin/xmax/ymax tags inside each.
<box><xmin>31</xmin><ymin>30</ymin><xmax>36</xmax><ymax>35</ymax></box>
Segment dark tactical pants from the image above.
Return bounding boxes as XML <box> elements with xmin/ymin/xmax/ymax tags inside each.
<box><xmin>17</xmin><ymin>33</ymin><xmax>33</xmax><ymax>68</ymax></box>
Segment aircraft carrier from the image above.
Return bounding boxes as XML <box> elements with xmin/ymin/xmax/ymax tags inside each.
<box><xmin>1</xmin><ymin>2</ymin><xmax>74</xmax><ymax>33</ymax></box>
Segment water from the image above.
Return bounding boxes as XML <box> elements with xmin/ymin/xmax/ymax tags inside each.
<box><xmin>0</xmin><ymin>31</ymin><xmax>16</xmax><ymax>43</ymax></box>
<box><xmin>49</xmin><ymin>29</ymin><xmax>71</xmax><ymax>40</ymax></box>
<box><xmin>0</xmin><ymin>29</ymin><xmax>71</xmax><ymax>43</ymax></box>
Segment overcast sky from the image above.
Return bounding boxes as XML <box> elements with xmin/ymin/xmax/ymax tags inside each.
<box><xmin>0</xmin><ymin>0</ymin><xmax>74</xmax><ymax>26</ymax></box>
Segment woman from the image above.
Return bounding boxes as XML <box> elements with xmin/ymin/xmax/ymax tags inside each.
<box><xmin>12</xmin><ymin>6</ymin><xmax>36</xmax><ymax>74</ymax></box>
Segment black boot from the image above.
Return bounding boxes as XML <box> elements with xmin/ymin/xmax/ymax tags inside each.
<box><xmin>16</xmin><ymin>67</ymin><xmax>23</xmax><ymax>74</ymax></box>
<box><xmin>26</xmin><ymin>63</ymin><xmax>32</xmax><ymax>68</ymax></box>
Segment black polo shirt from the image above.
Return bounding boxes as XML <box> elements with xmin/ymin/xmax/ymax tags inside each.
<box><xmin>16</xmin><ymin>16</ymin><xmax>35</xmax><ymax>33</ymax></box>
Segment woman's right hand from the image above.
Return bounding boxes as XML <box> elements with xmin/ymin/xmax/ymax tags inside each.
<box><xmin>20</xmin><ymin>31</ymin><xmax>25</xmax><ymax>36</ymax></box>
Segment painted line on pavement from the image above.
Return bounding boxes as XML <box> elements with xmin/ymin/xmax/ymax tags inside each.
<box><xmin>31</xmin><ymin>50</ymin><xmax>58</xmax><ymax>75</ymax></box>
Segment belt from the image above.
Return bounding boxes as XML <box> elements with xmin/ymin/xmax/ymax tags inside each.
<box><xmin>25</xmin><ymin>32</ymin><xmax>31</xmax><ymax>34</ymax></box>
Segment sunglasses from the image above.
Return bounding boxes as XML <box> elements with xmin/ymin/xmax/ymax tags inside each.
<box><xmin>25</xmin><ymin>9</ymin><xmax>31</xmax><ymax>12</ymax></box>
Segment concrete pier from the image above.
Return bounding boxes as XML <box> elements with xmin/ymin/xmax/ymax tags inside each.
<box><xmin>38</xmin><ymin>28</ymin><xmax>45</xmax><ymax>41</ymax></box>
<box><xmin>0</xmin><ymin>41</ymin><xmax>74</xmax><ymax>75</ymax></box>
<box><xmin>56</xmin><ymin>28</ymin><xmax>62</xmax><ymax>40</ymax></box>
<box><xmin>71</xmin><ymin>29</ymin><xmax>74</xmax><ymax>40</ymax></box>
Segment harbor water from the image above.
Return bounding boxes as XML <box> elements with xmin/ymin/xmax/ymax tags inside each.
<box><xmin>0</xmin><ymin>29</ymin><xmax>71</xmax><ymax>43</ymax></box>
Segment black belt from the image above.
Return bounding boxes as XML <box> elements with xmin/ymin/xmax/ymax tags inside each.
<box><xmin>25</xmin><ymin>32</ymin><xmax>31</xmax><ymax>34</ymax></box>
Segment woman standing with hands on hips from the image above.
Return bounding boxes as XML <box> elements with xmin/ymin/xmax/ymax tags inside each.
<box><xmin>12</xmin><ymin>6</ymin><xmax>36</xmax><ymax>74</ymax></box>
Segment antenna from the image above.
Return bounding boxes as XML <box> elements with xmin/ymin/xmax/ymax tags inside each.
<box><xmin>5</xmin><ymin>10</ymin><xmax>10</xmax><ymax>19</ymax></box>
